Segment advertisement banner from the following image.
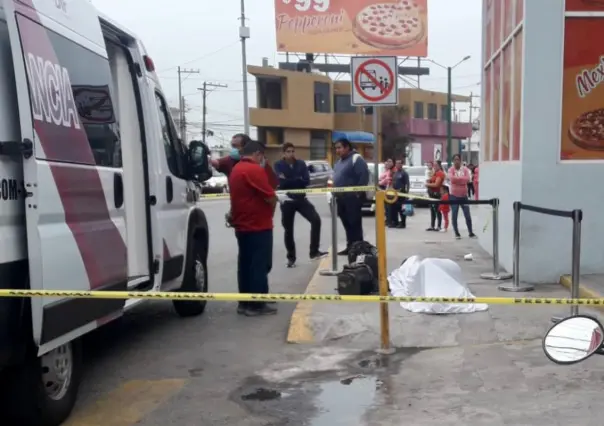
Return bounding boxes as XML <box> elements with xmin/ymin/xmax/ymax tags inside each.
<box><xmin>560</xmin><ymin>18</ymin><xmax>604</xmax><ymax>160</ymax></box>
<box><xmin>274</xmin><ymin>0</ymin><xmax>428</xmax><ymax>56</ymax></box>
<box><xmin>512</xmin><ymin>30</ymin><xmax>522</xmax><ymax>160</ymax></box>
<box><xmin>501</xmin><ymin>45</ymin><xmax>511</xmax><ymax>161</ymax></box>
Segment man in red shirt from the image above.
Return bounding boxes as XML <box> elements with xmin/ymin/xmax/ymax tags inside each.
<box><xmin>229</xmin><ymin>140</ymin><xmax>278</xmax><ymax>316</ymax></box>
<box><xmin>211</xmin><ymin>133</ymin><xmax>278</xmax><ymax>188</ymax></box>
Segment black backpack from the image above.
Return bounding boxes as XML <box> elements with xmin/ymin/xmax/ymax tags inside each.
<box><xmin>336</xmin><ymin>241</ymin><xmax>379</xmax><ymax>296</ymax></box>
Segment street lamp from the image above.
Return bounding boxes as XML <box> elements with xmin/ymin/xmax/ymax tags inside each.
<box><xmin>426</xmin><ymin>56</ymin><xmax>471</xmax><ymax>162</ymax></box>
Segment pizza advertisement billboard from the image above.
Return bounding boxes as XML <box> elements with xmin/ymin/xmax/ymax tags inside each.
<box><xmin>274</xmin><ymin>0</ymin><xmax>428</xmax><ymax>56</ymax></box>
<box><xmin>560</xmin><ymin>18</ymin><xmax>604</xmax><ymax>160</ymax></box>
<box><xmin>566</xmin><ymin>0</ymin><xmax>604</xmax><ymax>11</ymax></box>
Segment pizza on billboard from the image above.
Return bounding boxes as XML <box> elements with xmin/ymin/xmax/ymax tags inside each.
<box><xmin>275</xmin><ymin>0</ymin><xmax>428</xmax><ymax>56</ymax></box>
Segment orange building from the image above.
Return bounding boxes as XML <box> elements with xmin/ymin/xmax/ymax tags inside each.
<box><xmin>248</xmin><ymin>65</ymin><xmax>473</xmax><ymax>165</ymax></box>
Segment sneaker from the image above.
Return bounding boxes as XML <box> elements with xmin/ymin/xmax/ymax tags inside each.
<box><xmin>426</xmin><ymin>227</ymin><xmax>436</xmax><ymax>232</ymax></box>
<box><xmin>435</xmin><ymin>227</ymin><xmax>442</xmax><ymax>232</ymax></box>
<box><xmin>455</xmin><ymin>233</ymin><xmax>462</xmax><ymax>240</ymax></box>
<box><xmin>337</xmin><ymin>249</ymin><xmax>349</xmax><ymax>256</ymax></box>
<box><xmin>310</xmin><ymin>251</ymin><xmax>328</xmax><ymax>260</ymax></box>
<box><xmin>469</xmin><ymin>233</ymin><xmax>477</xmax><ymax>238</ymax></box>
<box><xmin>442</xmin><ymin>228</ymin><xmax>448</xmax><ymax>232</ymax></box>
<box><xmin>244</xmin><ymin>304</ymin><xmax>278</xmax><ymax>316</ymax></box>
<box><xmin>287</xmin><ymin>259</ymin><xmax>296</xmax><ymax>268</ymax></box>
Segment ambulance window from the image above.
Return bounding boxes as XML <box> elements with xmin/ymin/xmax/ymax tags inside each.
<box><xmin>154</xmin><ymin>92</ymin><xmax>183</xmax><ymax>177</ymax></box>
<box><xmin>15</xmin><ymin>15</ymin><xmax>122</xmax><ymax>167</ymax></box>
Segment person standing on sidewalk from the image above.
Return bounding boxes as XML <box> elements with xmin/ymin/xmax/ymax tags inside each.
<box><xmin>378</xmin><ymin>158</ymin><xmax>395</xmax><ymax>226</ymax></box>
<box><xmin>274</xmin><ymin>143</ymin><xmax>327</xmax><ymax>268</ymax></box>
<box><xmin>447</xmin><ymin>154</ymin><xmax>477</xmax><ymax>239</ymax></box>
<box><xmin>425</xmin><ymin>161</ymin><xmax>445</xmax><ymax>231</ymax></box>
<box><xmin>229</xmin><ymin>140</ymin><xmax>278</xmax><ymax>317</ymax></box>
<box><xmin>439</xmin><ymin>185</ymin><xmax>450</xmax><ymax>232</ymax></box>
<box><xmin>333</xmin><ymin>138</ymin><xmax>369</xmax><ymax>256</ymax></box>
<box><xmin>390</xmin><ymin>159</ymin><xmax>409</xmax><ymax>228</ymax></box>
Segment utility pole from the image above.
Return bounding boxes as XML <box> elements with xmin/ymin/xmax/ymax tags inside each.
<box><xmin>198</xmin><ymin>82</ymin><xmax>228</xmax><ymax>143</ymax></box>
<box><xmin>177</xmin><ymin>66</ymin><xmax>200</xmax><ymax>142</ymax></box>
<box><xmin>446</xmin><ymin>65</ymin><xmax>452</xmax><ymax>162</ymax></box>
<box><xmin>239</xmin><ymin>0</ymin><xmax>251</xmax><ymax>134</ymax></box>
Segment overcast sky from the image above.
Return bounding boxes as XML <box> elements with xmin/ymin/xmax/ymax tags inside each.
<box><xmin>92</xmin><ymin>0</ymin><xmax>482</xmax><ymax>144</ymax></box>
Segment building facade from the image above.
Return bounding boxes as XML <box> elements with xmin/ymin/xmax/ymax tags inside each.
<box><xmin>248</xmin><ymin>65</ymin><xmax>473</xmax><ymax>165</ymax></box>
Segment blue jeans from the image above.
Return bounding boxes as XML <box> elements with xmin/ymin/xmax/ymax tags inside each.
<box><xmin>236</xmin><ymin>229</ymin><xmax>273</xmax><ymax>308</ymax></box>
<box><xmin>450</xmin><ymin>194</ymin><xmax>474</xmax><ymax>236</ymax></box>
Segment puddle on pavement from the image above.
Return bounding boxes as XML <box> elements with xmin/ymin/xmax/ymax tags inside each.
<box><xmin>309</xmin><ymin>375</ymin><xmax>377</xmax><ymax>426</ymax></box>
<box><xmin>241</xmin><ymin>387</ymin><xmax>282</xmax><ymax>401</ymax></box>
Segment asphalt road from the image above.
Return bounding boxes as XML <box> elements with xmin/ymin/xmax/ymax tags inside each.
<box><xmin>64</xmin><ymin>195</ymin><xmax>334</xmax><ymax>426</ymax></box>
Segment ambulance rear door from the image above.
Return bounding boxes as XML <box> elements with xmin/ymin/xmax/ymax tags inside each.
<box><xmin>2</xmin><ymin>0</ymin><xmax>128</xmax><ymax>353</ymax></box>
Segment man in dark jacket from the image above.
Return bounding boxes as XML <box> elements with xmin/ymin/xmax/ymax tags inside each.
<box><xmin>274</xmin><ymin>143</ymin><xmax>327</xmax><ymax>268</ymax></box>
<box><xmin>332</xmin><ymin>138</ymin><xmax>369</xmax><ymax>255</ymax></box>
<box><xmin>390</xmin><ymin>159</ymin><xmax>410</xmax><ymax>228</ymax></box>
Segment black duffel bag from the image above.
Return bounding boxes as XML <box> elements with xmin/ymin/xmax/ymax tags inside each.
<box><xmin>336</xmin><ymin>263</ymin><xmax>376</xmax><ymax>296</ymax></box>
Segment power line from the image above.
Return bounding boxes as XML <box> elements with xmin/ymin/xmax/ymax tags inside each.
<box><xmin>198</xmin><ymin>82</ymin><xmax>228</xmax><ymax>143</ymax></box>
<box><xmin>157</xmin><ymin>41</ymin><xmax>240</xmax><ymax>74</ymax></box>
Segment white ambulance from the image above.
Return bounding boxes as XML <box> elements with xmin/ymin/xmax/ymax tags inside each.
<box><xmin>0</xmin><ymin>0</ymin><xmax>212</xmax><ymax>424</ymax></box>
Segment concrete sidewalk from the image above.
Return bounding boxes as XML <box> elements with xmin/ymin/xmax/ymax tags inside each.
<box><xmin>288</xmin><ymin>209</ymin><xmax>584</xmax><ymax>348</ymax></box>
<box><xmin>271</xmin><ymin>209</ymin><xmax>604</xmax><ymax>425</ymax></box>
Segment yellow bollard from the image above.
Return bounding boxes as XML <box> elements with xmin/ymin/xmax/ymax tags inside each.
<box><xmin>374</xmin><ymin>190</ymin><xmax>393</xmax><ymax>353</ymax></box>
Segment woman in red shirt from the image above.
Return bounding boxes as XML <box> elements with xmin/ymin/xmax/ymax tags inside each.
<box><xmin>425</xmin><ymin>161</ymin><xmax>445</xmax><ymax>231</ymax></box>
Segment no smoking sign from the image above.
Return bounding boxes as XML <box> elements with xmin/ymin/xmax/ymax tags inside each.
<box><xmin>350</xmin><ymin>56</ymin><xmax>398</xmax><ymax>106</ymax></box>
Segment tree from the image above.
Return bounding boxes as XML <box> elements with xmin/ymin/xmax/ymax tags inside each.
<box><xmin>381</xmin><ymin>105</ymin><xmax>411</xmax><ymax>161</ymax></box>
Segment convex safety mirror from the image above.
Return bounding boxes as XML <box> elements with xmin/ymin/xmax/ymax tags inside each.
<box><xmin>543</xmin><ymin>315</ymin><xmax>604</xmax><ymax>365</ymax></box>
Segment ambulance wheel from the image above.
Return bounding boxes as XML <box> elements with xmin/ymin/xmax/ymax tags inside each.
<box><xmin>173</xmin><ymin>237</ymin><xmax>208</xmax><ymax>317</ymax></box>
<box><xmin>6</xmin><ymin>340</ymin><xmax>82</xmax><ymax>426</ymax></box>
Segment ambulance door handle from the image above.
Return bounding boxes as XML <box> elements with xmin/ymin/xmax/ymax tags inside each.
<box><xmin>166</xmin><ymin>176</ymin><xmax>173</xmax><ymax>203</ymax></box>
<box><xmin>113</xmin><ymin>173</ymin><xmax>124</xmax><ymax>209</ymax></box>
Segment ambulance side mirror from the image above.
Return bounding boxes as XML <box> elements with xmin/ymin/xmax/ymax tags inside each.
<box><xmin>188</xmin><ymin>140</ymin><xmax>211</xmax><ymax>182</ymax></box>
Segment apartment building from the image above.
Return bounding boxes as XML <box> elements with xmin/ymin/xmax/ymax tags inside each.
<box><xmin>248</xmin><ymin>64</ymin><xmax>473</xmax><ymax>165</ymax></box>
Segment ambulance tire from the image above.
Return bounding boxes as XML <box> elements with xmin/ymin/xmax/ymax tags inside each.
<box><xmin>173</xmin><ymin>233</ymin><xmax>208</xmax><ymax>317</ymax></box>
<box><xmin>5</xmin><ymin>340</ymin><xmax>82</xmax><ymax>426</ymax></box>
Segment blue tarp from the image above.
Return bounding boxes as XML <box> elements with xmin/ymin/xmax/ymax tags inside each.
<box><xmin>332</xmin><ymin>130</ymin><xmax>375</xmax><ymax>144</ymax></box>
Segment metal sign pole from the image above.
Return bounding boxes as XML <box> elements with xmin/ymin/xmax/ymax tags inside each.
<box><xmin>319</xmin><ymin>197</ymin><xmax>340</xmax><ymax>276</ymax></box>
<box><xmin>570</xmin><ymin>210</ymin><xmax>582</xmax><ymax>317</ymax></box>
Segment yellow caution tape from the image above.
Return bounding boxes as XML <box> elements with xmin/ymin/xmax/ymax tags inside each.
<box><xmin>199</xmin><ymin>185</ymin><xmax>376</xmax><ymax>200</ymax></box>
<box><xmin>0</xmin><ymin>289</ymin><xmax>601</xmax><ymax>305</ymax></box>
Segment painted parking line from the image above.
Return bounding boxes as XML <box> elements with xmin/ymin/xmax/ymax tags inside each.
<box><xmin>64</xmin><ymin>379</ymin><xmax>186</xmax><ymax>426</ymax></box>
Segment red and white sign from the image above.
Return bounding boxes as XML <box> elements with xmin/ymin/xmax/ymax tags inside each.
<box><xmin>351</xmin><ymin>56</ymin><xmax>398</xmax><ymax>106</ymax></box>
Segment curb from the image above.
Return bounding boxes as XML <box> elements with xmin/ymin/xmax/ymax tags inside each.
<box><xmin>286</xmin><ymin>253</ymin><xmax>332</xmax><ymax>344</ymax></box>
<box><xmin>559</xmin><ymin>275</ymin><xmax>604</xmax><ymax>313</ymax></box>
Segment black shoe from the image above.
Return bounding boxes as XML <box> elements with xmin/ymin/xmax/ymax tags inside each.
<box><xmin>337</xmin><ymin>249</ymin><xmax>349</xmax><ymax>256</ymax></box>
<box><xmin>426</xmin><ymin>227</ymin><xmax>436</xmax><ymax>232</ymax></box>
<box><xmin>244</xmin><ymin>304</ymin><xmax>278</xmax><ymax>316</ymax></box>
<box><xmin>469</xmin><ymin>233</ymin><xmax>477</xmax><ymax>238</ymax></box>
<box><xmin>287</xmin><ymin>259</ymin><xmax>296</xmax><ymax>268</ymax></box>
<box><xmin>310</xmin><ymin>251</ymin><xmax>328</xmax><ymax>260</ymax></box>
<box><xmin>396</xmin><ymin>223</ymin><xmax>406</xmax><ymax>229</ymax></box>
<box><xmin>455</xmin><ymin>233</ymin><xmax>461</xmax><ymax>240</ymax></box>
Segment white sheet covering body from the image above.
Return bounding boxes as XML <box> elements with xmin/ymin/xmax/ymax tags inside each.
<box><xmin>388</xmin><ymin>256</ymin><xmax>489</xmax><ymax>314</ymax></box>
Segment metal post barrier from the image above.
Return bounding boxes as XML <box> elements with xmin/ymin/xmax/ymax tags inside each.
<box><xmin>374</xmin><ymin>190</ymin><xmax>393</xmax><ymax>354</ymax></box>
<box><xmin>480</xmin><ymin>198</ymin><xmax>513</xmax><ymax>281</ymax></box>
<box><xmin>498</xmin><ymin>202</ymin><xmax>534</xmax><ymax>292</ymax></box>
<box><xmin>319</xmin><ymin>196</ymin><xmax>340</xmax><ymax>276</ymax></box>
<box><xmin>570</xmin><ymin>209</ymin><xmax>582</xmax><ymax>316</ymax></box>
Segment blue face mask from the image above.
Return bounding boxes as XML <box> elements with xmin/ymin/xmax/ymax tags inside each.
<box><xmin>230</xmin><ymin>148</ymin><xmax>240</xmax><ymax>160</ymax></box>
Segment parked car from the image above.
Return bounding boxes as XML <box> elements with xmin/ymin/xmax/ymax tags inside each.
<box><xmin>201</xmin><ymin>168</ymin><xmax>228</xmax><ymax>193</ymax></box>
<box><xmin>306</xmin><ymin>160</ymin><xmax>333</xmax><ymax>188</ymax></box>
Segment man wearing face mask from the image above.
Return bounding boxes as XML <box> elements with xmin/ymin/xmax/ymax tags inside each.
<box><xmin>211</xmin><ymin>133</ymin><xmax>278</xmax><ymax>188</ymax></box>
<box><xmin>229</xmin><ymin>140</ymin><xmax>278</xmax><ymax>316</ymax></box>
